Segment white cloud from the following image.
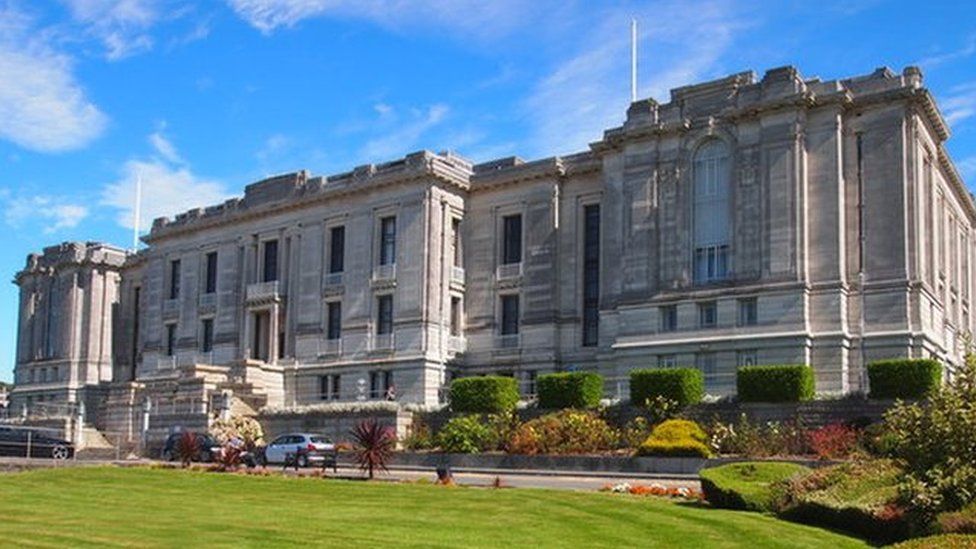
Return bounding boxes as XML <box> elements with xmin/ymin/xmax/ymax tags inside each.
<box><xmin>918</xmin><ymin>35</ymin><xmax>976</xmax><ymax>69</ymax></box>
<box><xmin>62</xmin><ymin>0</ymin><xmax>160</xmax><ymax>60</ymax></box>
<box><xmin>943</xmin><ymin>83</ymin><xmax>976</xmax><ymax>126</ymax></box>
<box><xmin>148</xmin><ymin>131</ymin><xmax>182</xmax><ymax>164</ymax></box>
<box><xmin>0</xmin><ymin>5</ymin><xmax>107</xmax><ymax>152</ymax></box>
<box><xmin>359</xmin><ymin>104</ymin><xmax>449</xmax><ymax>161</ymax></box>
<box><xmin>101</xmin><ymin>133</ymin><xmax>231</xmax><ymax>231</ymax></box>
<box><xmin>3</xmin><ymin>194</ymin><xmax>89</xmax><ymax>234</ymax></box>
<box><xmin>523</xmin><ymin>1</ymin><xmax>744</xmax><ymax>156</ymax></box>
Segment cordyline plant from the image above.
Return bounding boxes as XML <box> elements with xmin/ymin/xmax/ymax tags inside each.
<box><xmin>350</xmin><ymin>418</ymin><xmax>396</xmax><ymax>480</ymax></box>
<box><xmin>175</xmin><ymin>432</ymin><xmax>200</xmax><ymax>468</ymax></box>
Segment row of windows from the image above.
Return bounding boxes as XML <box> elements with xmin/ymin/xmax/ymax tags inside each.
<box><xmin>656</xmin><ymin>350</ymin><xmax>758</xmax><ymax>370</ymax></box>
<box><xmin>659</xmin><ymin>298</ymin><xmax>757</xmax><ymax>332</ymax></box>
<box><xmin>317</xmin><ymin>371</ymin><xmax>395</xmax><ymax>401</ymax></box>
<box><xmin>18</xmin><ymin>366</ymin><xmax>60</xmax><ymax>384</ymax></box>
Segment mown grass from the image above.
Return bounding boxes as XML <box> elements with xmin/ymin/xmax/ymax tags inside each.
<box><xmin>700</xmin><ymin>461</ymin><xmax>811</xmax><ymax>512</ymax></box>
<box><xmin>0</xmin><ymin>466</ymin><xmax>871</xmax><ymax>548</ymax></box>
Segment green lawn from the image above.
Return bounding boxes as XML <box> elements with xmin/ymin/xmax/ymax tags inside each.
<box><xmin>0</xmin><ymin>467</ymin><xmax>870</xmax><ymax>548</ymax></box>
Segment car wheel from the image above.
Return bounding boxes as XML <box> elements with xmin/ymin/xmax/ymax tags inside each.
<box><xmin>298</xmin><ymin>454</ymin><xmax>309</xmax><ymax>468</ymax></box>
<box><xmin>51</xmin><ymin>445</ymin><xmax>70</xmax><ymax>461</ymax></box>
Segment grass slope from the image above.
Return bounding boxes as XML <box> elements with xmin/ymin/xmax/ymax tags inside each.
<box><xmin>0</xmin><ymin>467</ymin><xmax>870</xmax><ymax>548</ymax></box>
<box><xmin>700</xmin><ymin>462</ymin><xmax>811</xmax><ymax>512</ymax></box>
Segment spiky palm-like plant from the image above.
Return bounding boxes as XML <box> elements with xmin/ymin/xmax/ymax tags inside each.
<box><xmin>175</xmin><ymin>432</ymin><xmax>201</xmax><ymax>468</ymax></box>
<box><xmin>350</xmin><ymin>418</ymin><xmax>396</xmax><ymax>480</ymax></box>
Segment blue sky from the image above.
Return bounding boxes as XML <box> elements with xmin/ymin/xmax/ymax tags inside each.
<box><xmin>1</xmin><ymin>0</ymin><xmax>976</xmax><ymax>382</ymax></box>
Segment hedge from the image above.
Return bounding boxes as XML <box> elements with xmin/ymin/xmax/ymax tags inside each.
<box><xmin>736</xmin><ymin>364</ymin><xmax>815</xmax><ymax>403</ymax></box>
<box><xmin>700</xmin><ymin>462</ymin><xmax>811</xmax><ymax>512</ymax></box>
<box><xmin>536</xmin><ymin>372</ymin><xmax>604</xmax><ymax>409</ymax></box>
<box><xmin>629</xmin><ymin>368</ymin><xmax>704</xmax><ymax>407</ymax></box>
<box><xmin>867</xmin><ymin>359</ymin><xmax>942</xmax><ymax>400</ymax></box>
<box><xmin>449</xmin><ymin>376</ymin><xmax>519</xmax><ymax>414</ymax></box>
<box><xmin>636</xmin><ymin>419</ymin><xmax>711</xmax><ymax>458</ymax></box>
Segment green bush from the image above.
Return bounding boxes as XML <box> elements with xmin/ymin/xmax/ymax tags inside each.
<box><xmin>867</xmin><ymin>359</ymin><xmax>942</xmax><ymax>400</ymax></box>
<box><xmin>774</xmin><ymin>459</ymin><xmax>912</xmax><ymax>543</ymax></box>
<box><xmin>636</xmin><ymin>419</ymin><xmax>711</xmax><ymax>458</ymax></box>
<box><xmin>449</xmin><ymin>376</ymin><xmax>519</xmax><ymax>414</ymax></box>
<box><xmin>629</xmin><ymin>368</ymin><xmax>704</xmax><ymax>407</ymax></box>
<box><xmin>536</xmin><ymin>372</ymin><xmax>604</xmax><ymax>409</ymax></box>
<box><xmin>437</xmin><ymin>415</ymin><xmax>497</xmax><ymax>454</ymax></box>
<box><xmin>736</xmin><ymin>365</ymin><xmax>814</xmax><ymax>402</ymax></box>
<box><xmin>700</xmin><ymin>462</ymin><xmax>811</xmax><ymax>512</ymax></box>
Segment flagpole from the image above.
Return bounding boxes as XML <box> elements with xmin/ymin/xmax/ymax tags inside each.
<box><xmin>631</xmin><ymin>18</ymin><xmax>638</xmax><ymax>103</ymax></box>
<box><xmin>133</xmin><ymin>173</ymin><xmax>142</xmax><ymax>252</ymax></box>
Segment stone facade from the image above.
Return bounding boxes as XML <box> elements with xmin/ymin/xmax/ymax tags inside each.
<box><xmin>10</xmin><ymin>66</ymin><xmax>976</xmax><ymax>438</ymax></box>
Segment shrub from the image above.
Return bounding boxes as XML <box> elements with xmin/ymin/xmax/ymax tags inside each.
<box><xmin>449</xmin><ymin>376</ymin><xmax>519</xmax><ymax>414</ymax></box>
<box><xmin>636</xmin><ymin>419</ymin><xmax>711</xmax><ymax>458</ymax></box>
<box><xmin>438</xmin><ymin>415</ymin><xmax>497</xmax><ymax>454</ymax></box>
<box><xmin>174</xmin><ymin>432</ymin><xmax>201</xmax><ymax>468</ymax></box>
<box><xmin>707</xmin><ymin>415</ymin><xmax>810</xmax><ymax>458</ymax></box>
<box><xmin>536</xmin><ymin>372</ymin><xmax>603</xmax><ymax>409</ymax></box>
<box><xmin>775</xmin><ymin>459</ymin><xmax>912</xmax><ymax>543</ymax></box>
<box><xmin>808</xmin><ymin>423</ymin><xmax>860</xmax><ymax>460</ymax></box>
<box><xmin>938</xmin><ymin>503</ymin><xmax>976</xmax><ymax>534</ymax></box>
<box><xmin>629</xmin><ymin>368</ymin><xmax>704</xmax><ymax>407</ymax></box>
<box><xmin>507</xmin><ymin>410</ymin><xmax>617</xmax><ymax>455</ymax></box>
<box><xmin>700</xmin><ymin>462</ymin><xmax>811</xmax><ymax>512</ymax></box>
<box><xmin>737</xmin><ymin>364</ymin><xmax>815</xmax><ymax>402</ymax></box>
<box><xmin>209</xmin><ymin>415</ymin><xmax>264</xmax><ymax>450</ymax></box>
<box><xmin>888</xmin><ymin>534</ymin><xmax>976</xmax><ymax>548</ymax></box>
<box><xmin>868</xmin><ymin>359</ymin><xmax>942</xmax><ymax>400</ymax></box>
<box><xmin>350</xmin><ymin>418</ymin><xmax>396</xmax><ymax>480</ymax></box>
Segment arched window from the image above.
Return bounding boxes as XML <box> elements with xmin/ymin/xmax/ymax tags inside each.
<box><xmin>693</xmin><ymin>140</ymin><xmax>731</xmax><ymax>283</ymax></box>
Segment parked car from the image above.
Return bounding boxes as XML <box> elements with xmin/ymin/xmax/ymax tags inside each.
<box><xmin>0</xmin><ymin>427</ymin><xmax>74</xmax><ymax>460</ymax></box>
<box><xmin>259</xmin><ymin>433</ymin><xmax>336</xmax><ymax>468</ymax></box>
<box><xmin>160</xmin><ymin>432</ymin><xmax>221</xmax><ymax>463</ymax></box>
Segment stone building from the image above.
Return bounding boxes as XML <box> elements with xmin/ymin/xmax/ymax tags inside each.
<box><xmin>10</xmin><ymin>66</ymin><xmax>975</xmax><ymax>439</ymax></box>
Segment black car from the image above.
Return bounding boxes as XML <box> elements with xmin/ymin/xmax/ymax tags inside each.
<box><xmin>161</xmin><ymin>432</ymin><xmax>221</xmax><ymax>462</ymax></box>
<box><xmin>0</xmin><ymin>427</ymin><xmax>74</xmax><ymax>460</ymax></box>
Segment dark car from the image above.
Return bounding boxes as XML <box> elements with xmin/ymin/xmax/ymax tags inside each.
<box><xmin>0</xmin><ymin>427</ymin><xmax>74</xmax><ymax>460</ymax></box>
<box><xmin>161</xmin><ymin>432</ymin><xmax>221</xmax><ymax>463</ymax></box>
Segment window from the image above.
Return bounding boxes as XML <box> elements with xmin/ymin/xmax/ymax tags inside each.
<box><xmin>204</xmin><ymin>252</ymin><xmax>218</xmax><ymax>294</ymax></box>
<box><xmin>201</xmin><ymin>318</ymin><xmax>213</xmax><ymax>353</ymax></box>
<box><xmin>169</xmin><ymin>260</ymin><xmax>181</xmax><ymax>299</ymax></box>
<box><xmin>696</xmin><ymin>352</ymin><xmax>717</xmax><ymax>377</ymax></box>
<box><xmin>327</xmin><ymin>301</ymin><xmax>342</xmax><ymax>340</ymax></box>
<box><xmin>263</xmin><ymin>240</ymin><xmax>278</xmax><ymax>282</ymax></box>
<box><xmin>525</xmin><ymin>370</ymin><xmax>537</xmax><ymax>396</ymax></box>
<box><xmin>658</xmin><ymin>355</ymin><xmax>677</xmax><ymax>368</ymax></box>
<box><xmin>450</xmin><ymin>296</ymin><xmax>462</xmax><ymax>336</ymax></box>
<box><xmin>738</xmin><ymin>298</ymin><xmax>758</xmax><ymax>326</ymax></box>
<box><xmin>376</xmin><ymin>295</ymin><xmax>393</xmax><ymax>335</ymax></box>
<box><xmin>699</xmin><ymin>301</ymin><xmax>717</xmax><ymax>328</ymax></box>
<box><xmin>452</xmin><ymin>218</ymin><xmax>463</xmax><ymax>268</ymax></box>
<box><xmin>320</xmin><ymin>375</ymin><xmax>341</xmax><ymax>400</ymax></box>
<box><xmin>329</xmin><ymin>226</ymin><xmax>345</xmax><ymax>274</ymax></box>
<box><xmin>383</xmin><ymin>371</ymin><xmax>394</xmax><ymax>396</ymax></box>
<box><xmin>369</xmin><ymin>371</ymin><xmax>381</xmax><ymax>399</ymax></box>
<box><xmin>737</xmin><ymin>350</ymin><xmax>758</xmax><ymax>367</ymax></box>
<box><xmin>500</xmin><ymin>294</ymin><xmax>520</xmax><ymax>335</ymax></box>
<box><xmin>380</xmin><ymin>216</ymin><xmax>396</xmax><ymax>266</ymax></box>
<box><xmin>331</xmin><ymin>375</ymin><xmax>341</xmax><ymax>400</ymax></box>
<box><xmin>582</xmin><ymin>204</ymin><xmax>600</xmax><ymax>347</ymax></box>
<box><xmin>693</xmin><ymin>140</ymin><xmax>731</xmax><ymax>283</ymax></box>
<box><xmin>165</xmin><ymin>324</ymin><xmax>176</xmax><ymax>356</ymax></box>
<box><xmin>502</xmin><ymin>214</ymin><xmax>522</xmax><ymax>264</ymax></box>
<box><xmin>660</xmin><ymin>305</ymin><xmax>677</xmax><ymax>332</ymax></box>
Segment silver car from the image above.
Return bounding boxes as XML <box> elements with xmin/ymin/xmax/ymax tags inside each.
<box><xmin>261</xmin><ymin>433</ymin><xmax>336</xmax><ymax>468</ymax></box>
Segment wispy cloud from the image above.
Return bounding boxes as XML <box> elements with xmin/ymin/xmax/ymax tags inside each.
<box><xmin>2</xmin><ymin>192</ymin><xmax>89</xmax><ymax>234</ymax></box>
<box><xmin>918</xmin><ymin>35</ymin><xmax>976</xmax><ymax>70</ymax></box>
<box><xmin>62</xmin><ymin>0</ymin><xmax>160</xmax><ymax>60</ymax></box>
<box><xmin>942</xmin><ymin>82</ymin><xmax>976</xmax><ymax>126</ymax></box>
<box><xmin>0</xmin><ymin>4</ymin><xmax>107</xmax><ymax>152</ymax></box>
<box><xmin>100</xmin><ymin>130</ymin><xmax>231</xmax><ymax>230</ymax></box>
<box><xmin>358</xmin><ymin>104</ymin><xmax>449</xmax><ymax>161</ymax></box>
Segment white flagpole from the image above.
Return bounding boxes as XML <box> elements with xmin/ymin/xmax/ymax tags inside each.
<box><xmin>631</xmin><ymin>18</ymin><xmax>638</xmax><ymax>103</ymax></box>
<box><xmin>132</xmin><ymin>173</ymin><xmax>142</xmax><ymax>252</ymax></box>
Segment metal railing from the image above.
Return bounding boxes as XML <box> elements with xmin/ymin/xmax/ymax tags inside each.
<box><xmin>373</xmin><ymin>263</ymin><xmax>396</xmax><ymax>282</ymax></box>
<box><xmin>495</xmin><ymin>334</ymin><xmax>521</xmax><ymax>349</ymax></box>
<box><xmin>246</xmin><ymin>280</ymin><xmax>281</xmax><ymax>302</ymax></box>
<box><xmin>325</xmin><ymin>272</ymin><xmax>343</xmax><ymax>287</ymax></box>
<box><xmin>496</xmin><ymin>262</ymin><xmax>522</xmax><ymax>280</ymax></box>
<box><xmin>451</xmin><ymin>266</ymin><xmax>465</xmax><ymax>284</ymax></box>
<box><xmin>198</xmin><ymin>293</ymin><xmax>217</xmax><ymax>309</ymax></box>
<box><xmin>162</xmin><ymin>298</ymin><xmax>180</xmax><ymax>317</ymax></box>
<box><xmin>318</xmin><ymin>338</ymin><xmax>342</xmax><ymax>356</ymax></box>
<box><xmin>372</xmin><ymin>333</ymin><xmax>395</xmax><ymax>351</ymax></box>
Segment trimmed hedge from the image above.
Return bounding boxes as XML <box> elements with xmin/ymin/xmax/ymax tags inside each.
<box><xmin>636</xmin><ymin>419</ymin><xmax>711</xmax><ymax>458</ymax></box>
<box><xmin>867</xmin><ymin>359</ymin><xmax>942</xmax><ymax>400</ymax></box>
<box><xmin>700</xmin><ymin>462</ymin><xmax>811</xmax><ymax>512</ymax></box>
<box><xmin>449</xmin><ymin>376</ymin><xmax>519</xmax><ymax>414</ymax></box>
<box><xmin>737</xmin><ymin>365</ymin><xmax>815</xmax><ymax>403</ymax></box>
<box><xmin>536</xmin><ymin>372</ymin><xmax>604</xmax><ymax>409</ymax></box>
<box><xmin>629</xmin><ymin>368</ymin><xmax>704</xmax><ymax>407</ymax></box>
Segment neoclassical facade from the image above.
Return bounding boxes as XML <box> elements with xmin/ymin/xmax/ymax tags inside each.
<box><xmin>10</xmin><ymin>66</ymin><xmax>976</xmax><ymax>437</ymax></box>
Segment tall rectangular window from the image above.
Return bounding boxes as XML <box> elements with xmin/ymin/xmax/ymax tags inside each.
<box><xmin>329</xmin><ymin>226</ymin><xmax>345</xmax><ymax>273</ymax></box>
<box><xmin>450</xmin><ymin>296</ymin><xmax>461</xmax><ymax>336</ymax></box>
<box><xmin>582</xmin><ymin>204</ymin><xmax>600</xmax><ymax>347</ymax></box>
<box><xmin>201</xmin><ymin>318</ymin><xmax>213</xmax><ymax>353</ymax></box>
<box><xmin>169</xmin><ymin>260</ymin><xmax>181</xmax><ymax>299</ymax></box>
<box><xmin>502</xmin><ymin>214</ymin><xmax>522</xmax><ymax>264</ymax></box>
<box><xmin>204</xmin><ymin>252</ymin><xmax>218</xmax><ymax>294</ymax></box>
<box><xmin>327</xmin><ymin>301</ymin><xmax>342</xmax><ymax>340</ymax></box>
<box><xmin>263</xmin><ymin>240</ymin><xmax>278</xmax><ymax>282</ymax></box>
<box><xmin>376</xmin><ymin>295</ymin><xmax>393</xmax><ymax>335</ymax></box>
<box><xmin>331</xmin><ymin>374</ymin><xmax>341</xmax><ymax>400</ymax></box>
<box><xmin>500</xmin><ymin>294</ymin><xmax>520</xmax><ymax>335</ymax></box>
<box><xmin>452</xmin><ymin>218</ymin><xmax>462</xmax><ymax>267</ymax></box>
<box><xmin>661</xmin><ymin>305</ymin><xmax>677</xmax><ymax>332</ymax></box>
<box><xmin>369</xmin><ymin>371</ymin><xmax>381</xmax><ymax>399</ymax></box>
<box><xmin>737</xmin><ymin>350</ymin><xmax>758</xmax><ymax>367</ymax></box>
<box><xmin>319</xmin><ymin>376</ymin><xmax>329</xmax><ymax>400</ymax></box>
<box><xmin>699</xmin><ymin>301</ymin><xmax>717</xmax><ymax>328</ymax></box>
<box><xmin>380</xmin><ymin>216</ymin><xmax>396</xmax><ymax>266</ymax></box>
<box><xmin>165</xmin><ymin>324</ymin><xmax>176</xmax><ymax>356</ymax></box>
<box><xmin>738</xmin><ymin>298</ymin><xmax>758</xmax><ymax>326</ymax></box>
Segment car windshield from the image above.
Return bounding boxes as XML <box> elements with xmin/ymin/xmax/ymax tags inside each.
<box><xmin>310</xmin><ymin>436</ymin><xmax>331</xmax><ymax>444</ymax></box>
